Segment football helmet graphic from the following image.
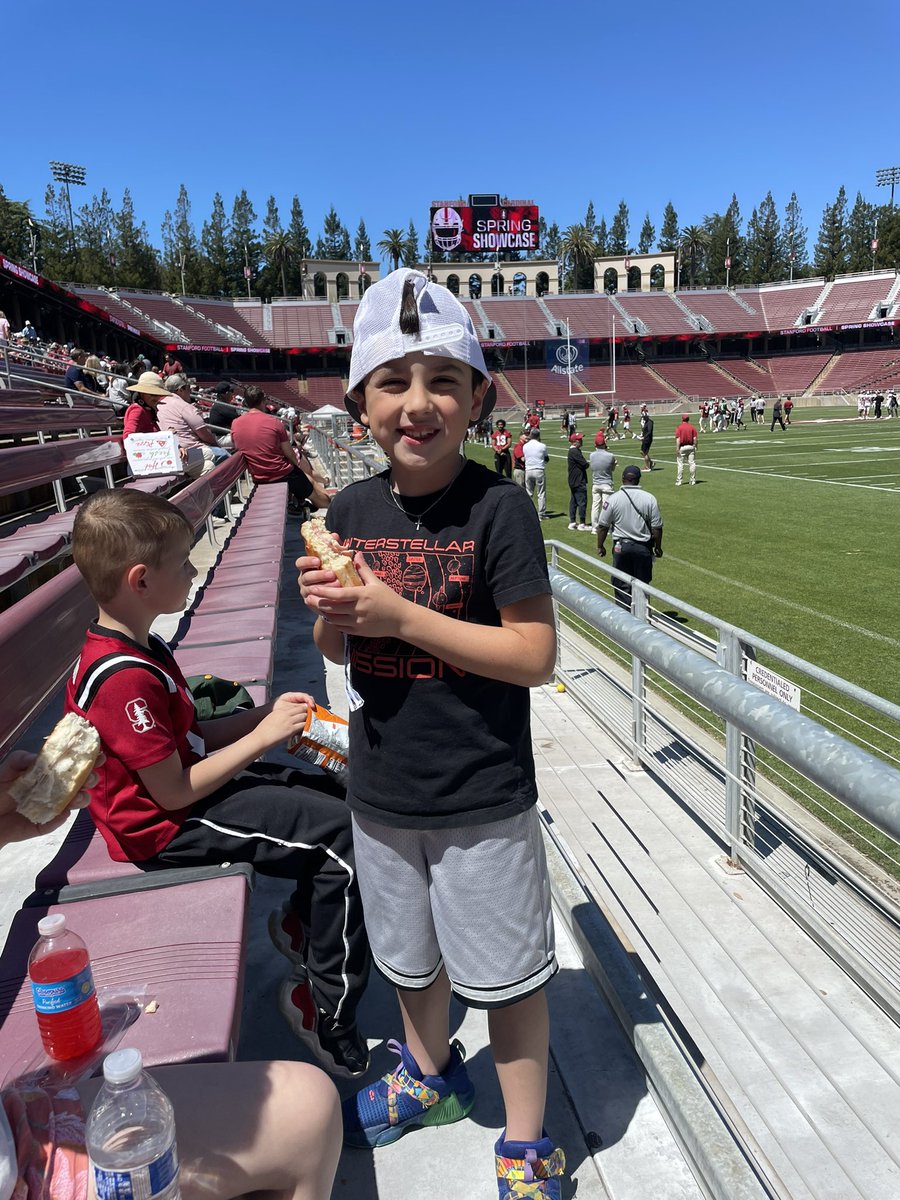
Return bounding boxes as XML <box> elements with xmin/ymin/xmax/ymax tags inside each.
<box><xmin>431</xmin><ymin>206</ymin><xmax>464</xmax><ymax>252</ymax></box>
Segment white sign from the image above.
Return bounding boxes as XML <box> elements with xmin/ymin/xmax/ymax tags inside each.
<box><xmin>745</xmin><ymin>661</ymin><xmax>801</xmax><ymax>711</ymax></box>
<box><xmin>124</xmin><ymin>432</ymin><xmax>180</xmax><ymax>477</ymax></box>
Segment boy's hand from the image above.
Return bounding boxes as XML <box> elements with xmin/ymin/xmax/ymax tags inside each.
<box><xmin>304</xmin><ymin>558</ymin><xmax>406</xmax><ymax>638</ymax></box>
<box><xmin>0</xmin><ymin>750</ymin><xmax>101</xmax><ymax>846</ymax></box>
<box><xmin>254</xmin><ymin>692</ymin><xmax>312</xmax><ymax>749</ymax></box>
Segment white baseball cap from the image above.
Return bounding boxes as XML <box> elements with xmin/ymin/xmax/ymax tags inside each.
<box><xmin>345</xmin><ymin>270</ymin><xmax>496</xmax><ymax>423</ymax></box>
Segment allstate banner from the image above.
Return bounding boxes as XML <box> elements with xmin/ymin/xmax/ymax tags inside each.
<box><xmin>545</xmin><ymin>338</ymin><xmax>588</xmax><ymax>377</ymax></box>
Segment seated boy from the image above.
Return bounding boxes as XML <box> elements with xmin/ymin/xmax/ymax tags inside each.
<box><xmin>64</xmin><ymin>488</ymin><xmax>370</xmax><ymax>1077</ymax></box>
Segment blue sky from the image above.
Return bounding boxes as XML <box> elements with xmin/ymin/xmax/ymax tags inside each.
<box><xmin>4</xmin><ymin>0</ymin><xmax>897</xmax><ymax>261</ymax></box>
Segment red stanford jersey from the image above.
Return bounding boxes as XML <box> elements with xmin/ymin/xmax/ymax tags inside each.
<box><xmin>490</xmin><ymin>429</ymin><xmax>512</xmax><ymax>454</ymax></box>
<box><xmin>65</xmin><ymin>625</ymin><xmax>205</xmax><ymax>861</ymax></box>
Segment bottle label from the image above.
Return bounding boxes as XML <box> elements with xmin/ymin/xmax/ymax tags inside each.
<box><xmin>92</xmin><ymin>1146</ymin><xmax>179</xmax><ymax>1199</ymax></box>
<box><xmin>31</xmin><ymin>963</ymin><xmax>96</xmax><ymax>1014</ymax></box>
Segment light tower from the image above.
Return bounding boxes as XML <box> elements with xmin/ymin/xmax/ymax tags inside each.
<box><xmin>49</xmin><ymin>161</ymin><xmax>86</xmax><ymax>254</ymax></box>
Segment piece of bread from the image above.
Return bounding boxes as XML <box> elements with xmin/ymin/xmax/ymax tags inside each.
<box><xmin>9</xmin><ymin>713</ymin><xmax>101</xmax><ymax>824</ymax></box>
<box><xmin>301</xmin><ymin>516</ymin><xmax>362</xmax><ymax>587</ymax></box>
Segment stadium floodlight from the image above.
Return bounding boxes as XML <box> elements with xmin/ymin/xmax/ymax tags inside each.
<box><xmin>49</xmin><ymin>160</ymin><xmax>86</xmax><ymax>253</ymax></box>
<box><xmin>875</xmin><ymin>166</ymin><xmax>900</xmax><ymax>207</ymax></box>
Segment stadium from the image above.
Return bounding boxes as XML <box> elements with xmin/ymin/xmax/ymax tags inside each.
<box><xmin>2</xmin><ymin>7</ymin><xmax>900</xmax><ymax>1196</ymax></box>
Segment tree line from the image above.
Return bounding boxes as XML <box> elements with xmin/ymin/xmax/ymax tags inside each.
<box><xmin>0</xmin><ymin>179</ymin><xmax>897</xmax><ymax>298</ymax></box>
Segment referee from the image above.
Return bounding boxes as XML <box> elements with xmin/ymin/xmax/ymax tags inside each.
<box><xmin>596</xmin><ymin>464</ymin><xmax>663</xmax><ymax>609</ymax></box>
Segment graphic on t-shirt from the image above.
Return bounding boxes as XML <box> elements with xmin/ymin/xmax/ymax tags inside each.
<box><xmin>126</xmin><ymin>698</ymin><xmax>155</xmax><ymax>732</ymax></box>
<box><xmin>350</xmin><ymin>541</ymin><xmax>476</xmax><ymax>681</ymax></box>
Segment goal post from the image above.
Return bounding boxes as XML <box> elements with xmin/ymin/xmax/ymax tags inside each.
<box><xmin>565</xmin><ymin>315</ymin><xmax>617</xmax><ymax>401</ymax></box>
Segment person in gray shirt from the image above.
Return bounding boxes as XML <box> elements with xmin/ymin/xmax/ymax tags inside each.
<box><xmin>589</xmin><ymin>430</ymin><xmax>617</xmax><ymax>532</ymax></box>
<box><xmin>597</xmin><ymin>464</ymin><xmax>663</xmax><ymax>609</ymax></box>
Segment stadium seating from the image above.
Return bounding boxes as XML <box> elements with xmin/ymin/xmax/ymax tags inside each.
<box><xmin>542</xmin><ymin>295</ymin><xmax>619</xmax><ymax>338</ymax></box>
<box><xmin>306</xmin><ymin>376</ymin><xmax>347</xmax><ymax>409</ymax></box>
<box><xmin>818</xmin><ymin>276</ymin><xmax>895</xmax><ymax>325</ymax></box>
<box><xmin>69</xmin><ymin>287</ymin><xmax>166</xmax><ymax>341</ymax></box>
<box><xmin>756</xmin><ymin>282</ymin><xmax>825</xmax><ymax>330</ymax></box>
<box><xmin>613</xmin><ymin>292</ymin><xmax>697</xmax><ymax>336</ymax></box>
<box><xmin>680</xmin><ymin>290</ymin><xmax>765</xmax><ymax>334</ymax></box>
<box><xmin>479</xmin><ymin>297</ymin><xmax>557</xmax><ymax>339</ymax></box>
<box><xmin>592</xmin><ymin>363</ymin><xmax>680</xmax><ymax>403</ymax></box>
<box><xmin>191</xmin><ymin>299</ymin><xmax>269</xmax><ymax>346</ymax></box>
<box><xmin>652</xmin><ymin>360</ymin><xmax>751</xmax><ymax>398</ymax></box>
<box><xmin>752</xmin><ymin>352</ymin><xmax>832</xmax><ymax>394</ymax></box>
<box><xmin>270</xmin><ymin>302</ymin><xmax>334</xmax><ymax>347</ymax></box>
<box><xmin>811</xmin><ymin>347</ymin><xmax>900</xmax><ymax>393</ymax></box>
<box><xmin>714</xmin><ymin>357</ymin><xmax>774</xmax><ymax>390</ymax></box>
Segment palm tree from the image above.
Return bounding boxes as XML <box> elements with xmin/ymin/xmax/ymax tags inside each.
<box><xmin>377</xmin><ymin>229</ymin><xmax>406</xmax><ymax>272</ymax></box>
<box><xmin>679</xmin><ymin>225</ymin><xmax>707</xmax><ymax>287</ymax></box>
<box><xmin>561</xmin><ymin>224</ymin><xmax>598</xmax><ymax>291</ymax></box>
<box><xmin>264</xmin><ymin>231</ymin><xmax>294</xmax><ymax>297</ymax></box>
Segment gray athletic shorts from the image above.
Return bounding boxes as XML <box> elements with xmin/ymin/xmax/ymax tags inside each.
<box><xmin>351</xmin><ymin>806</ymin><xmax>557</xmax><ymax>1008</ymax></box>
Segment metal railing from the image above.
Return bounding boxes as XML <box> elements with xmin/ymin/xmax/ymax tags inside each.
<box><xmin>548</xmin><ymin>540</ymin><xmax>900</xmax><ymax>1024</ymax></box>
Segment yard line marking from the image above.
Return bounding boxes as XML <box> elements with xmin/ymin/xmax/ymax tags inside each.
<box><xmin>665</xmin><ymin>556</ymin><xmax>900</xmax><ymax>648</ymax></box>
<box><xmin>646</xmin><ymin>458</ymin><xmax>900</xmax><ymax>493</ymax></box>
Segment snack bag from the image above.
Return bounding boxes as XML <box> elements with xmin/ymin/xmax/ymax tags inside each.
<box><xmin>287</xmin><ymin>703</ymin><xmax>349</xmax><ymax>782</ymax></box>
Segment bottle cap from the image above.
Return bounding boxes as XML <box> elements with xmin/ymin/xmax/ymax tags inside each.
<box><xmin>37</xmin><ymin>914</ymin><xmax>66</xmax><ymax>938</ymax></box>
<box><xmin>103</xmin><ymin>1048</ymin><xmax>143</xmax><ymax>1085</ymax></box>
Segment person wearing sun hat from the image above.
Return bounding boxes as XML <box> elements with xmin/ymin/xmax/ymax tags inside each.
<box><xmin>123</xmin><ymin>370</ymin><xmax>170</xmax><ymax>435</ymax></box>
<box><xmin>299</xmin><ymin>270</ymin><xmax>565</xmax><ymax>1197</ymax></box>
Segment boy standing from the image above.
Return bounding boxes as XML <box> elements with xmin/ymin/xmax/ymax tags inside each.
<box><xmin>299</xmin><ymin>271</ymin><xmax>565</xmax><ymax>1197</ymax></box>
<box><xmin>65</xmin><ymin>489</ymin><xmax>370</xmax><ymax>1077</ymax></box>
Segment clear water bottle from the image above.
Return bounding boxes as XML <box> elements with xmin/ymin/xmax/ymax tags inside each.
<box><xmin>86</xmin><ymin>1048</ymin><xmax>181</xmax><ymax>1200</ymax></box>
<box><xmin>28</xmin><ymin>913</ymin><xmax>103</xmax><ymax>1060</ymax></box>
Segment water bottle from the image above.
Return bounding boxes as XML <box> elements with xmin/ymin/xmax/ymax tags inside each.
<box><xmin>27</xmin><ymin>913</ymin><xmax>103</xmax><ymax>1060</ymax></box>
<box><xmin>87</xmin><ymin>1048</ymin><xmax>181</xmax><ymax>1200</ymax></box>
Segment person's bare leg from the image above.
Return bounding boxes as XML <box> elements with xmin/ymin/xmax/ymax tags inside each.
<box><xmin>396</xmin><ymin>968</ymin><xmax>452</xmax><ymax>1076</ymax></box>
<box><xmin>82</xmin><ymin>1060</ymin><xmax>341</xmax><ymax>1200</ymax></box>
<box><xmin>489</xmin><ymin>989</ymin><xmax>549</xmax><ymax>1142</ymax></box>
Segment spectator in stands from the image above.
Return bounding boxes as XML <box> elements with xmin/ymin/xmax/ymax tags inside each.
<box><xmin>209</xmin><ymin>381</ymin><xmax>242</xmax><ymax>432</ymax></box>
<box><xmin>770</xmin><ymin>396</ymin><xmax>787</xmax><ymax>433</ymax></box>
<box><xmin>64</xmin><ymin>489</ymin><xmax>370</xmax><ymax>1077</ymax></box>
<box><xmin>159</xmin><ymin>373</ymin><xmax>229</xmax><ymax>478</ymax></box>
<box><xmin>490</xmin><ymin>418</ymin><xmax>513</xmax><ymax>478</ymax></box>
<box><xmin>231</xmin><ymin>385</ymin><xmax>331</xmax><ymax>512</ymax></box>
<box><xmin>0</xmin><ymin>311</ymin><xmax>9</xmax><ymax>346</ymax></box>
<box><xmin>0</xmin><ymin>756</ymin><xmax>344</xmax><ymax>1200</ymax></box>
<box><xmin>299</xmin><ymin>271</ymin><xmax>563</xmax><ymax>1195</ymax></box>
<box><xmin>674</xmin><ymin>413</ymin><xmax>698</xmax><ymax>486</ymax></box>
<box><xmin>64</xmin><ymin>350</ymin><xmax>97</xmax><ymax>401</ymax></box>
<box><xmin>597</xmin><ymin>464</ymin><xmax>664</xmax><ymax>609</ymax></box>
<box><xmin>107</xmin><ymin>362</ymin><xmax>132</xmax><ymax>408</ymax></box>
<box><xmin>123</xmin><ymin>370</ymin><xmax>169</xmax><ymax>434</ymax></box>
<box><xmin>161</xmin><ymin>351</ymin><xmax>184</xmax><ymax>378</ymax></box>
<box><xmin>523</xmin><ymin>425</ymin><xmax>550</xmax><ymax>519</ymax></box>
<box><xmin>84</xmin><ymin>354</ymin><xmax>107</xmax><ymax>393</ymax></box>
<box><xmin>19</xmin><ymin>319</ymin><xmax>38</xmax><ymax>344</ymax></box>
<box><xmin>589</xmin><ymin>430</ymin><xmax>617</xmax><ymax>533</ymax></box>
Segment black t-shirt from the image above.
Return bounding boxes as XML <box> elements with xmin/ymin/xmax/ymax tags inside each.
<box><xmin>326</xmin><ymin>460</ymin><xmax>551</xmax><ymax>829</ymax></box>
<box><xmin>567</xmin><ymin>446</ymin><xmax>588</xmax><ymax>487</ymax></box>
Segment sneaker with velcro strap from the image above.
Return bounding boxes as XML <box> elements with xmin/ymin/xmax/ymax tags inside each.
<box><xmin>342</xmin><ymin>1038</ymin><xmax>474</xmax><ymax>1148</ymax></box>
<box><xmin>278</xmin><ymin>977</ymin><xmax>369</xmax><ymax>1078</ymax></box>
<box><xmin>495</xmin><ymin>1132</ymin><xmax>566</xmax><ymax>1199</ymax></box>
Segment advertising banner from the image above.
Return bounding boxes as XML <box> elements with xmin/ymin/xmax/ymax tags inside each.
<box><xmin>544</xmin><ymin>338</ymin><xmax>588</xmax><ymax>377</ymax></box>
<box><xmin>430</xmin><ymin>204</ymin><xmax>540</xmax><ymax>254</ymax></box>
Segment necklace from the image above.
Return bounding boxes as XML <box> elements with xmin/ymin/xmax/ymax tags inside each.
<box><xmin>387</xmin><ymin>458</ymin><xmax>465</xmax><ymax>531</ymax></box>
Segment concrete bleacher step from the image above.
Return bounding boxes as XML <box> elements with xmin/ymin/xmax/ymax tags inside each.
<box><xmin>669</xmin><ymin>292</ymin><xmax>703</xmax><ymax>328</ymax></box>
<box><xmin>172</xmin><ymin>297</ymin><xmax>251</xmax><ymax>346</ymax></box>
<box><xmin>530</xmin><ymin>683</ymin><xmax>900</xmax><ymax>1200</ymax></box>
<box><xmin>641</xmin><ymin>364</ymin><xmax>683</xmax><ymax>400</ymax></box>
<box><xmin>472</xmin><ymin>297</ymin><xmax>502</xmax><ymax>338</ymax></box>
<box><xmin>608</xmin><ymin>294</ymin><xmax>647</xmax><ymax>335</ymax></box>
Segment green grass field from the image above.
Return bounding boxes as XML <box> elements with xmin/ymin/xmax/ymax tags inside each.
<box><xmin>469</xmin><ymin>406</ymin><xmax>900</xmax><ymax>707</ymax></box>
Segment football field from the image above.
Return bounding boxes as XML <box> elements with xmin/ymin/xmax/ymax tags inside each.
<box><xmin>469</xmin><ymin>407</ymin><xmax>900</xmax><ymax>706</ymax></box>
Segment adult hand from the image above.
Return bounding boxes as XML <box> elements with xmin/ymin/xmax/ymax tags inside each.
<box><xmin>597</xmin><ymin>546</ymin><xmax>607</xmax><ymax>558</ymax></box>
<box><xmin>0</xmin><ymin>750</ymin><xmax>101</xmax><ymax>846</ymax></box>
<box><xmin>654</xmin><ymin>546</ymin><xmax>663</xmax><ymax>558</ymax></box>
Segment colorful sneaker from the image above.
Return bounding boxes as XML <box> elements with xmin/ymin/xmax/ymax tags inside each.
<box><xmin>278</xmin><ymin>977</ymin><xmax>369</xmax><ymax>1078</ymax></box>
<box><xmin>343</xmin><ymin>1038</ymin><xmax>475</xmax><ymax>1148</ymax></box>
<box><xmin>495</xmin><ymin>1133</ymin><xmax>566</xmax><ymax>1198</ymax></box>
<box><xmin>268</xmin><ymin>902</ymin><xmax>307</xmax><ymax>974</ymax></box>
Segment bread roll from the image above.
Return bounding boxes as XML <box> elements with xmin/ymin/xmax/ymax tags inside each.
<box><xmin>9</xmin><ymin>713</ymin><xmax>101</xmax><ymax>824</ymax></box>
<box><xmin>301</xmin><ymin>517</ymin><xmax>362</xmax><ymax>587</ymax></box>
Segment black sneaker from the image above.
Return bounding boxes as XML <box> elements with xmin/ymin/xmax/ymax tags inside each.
<box><xmin>278</xmin><ymin>977</ymin><xmax>369</xmax><ymax>1078</ymax></box>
